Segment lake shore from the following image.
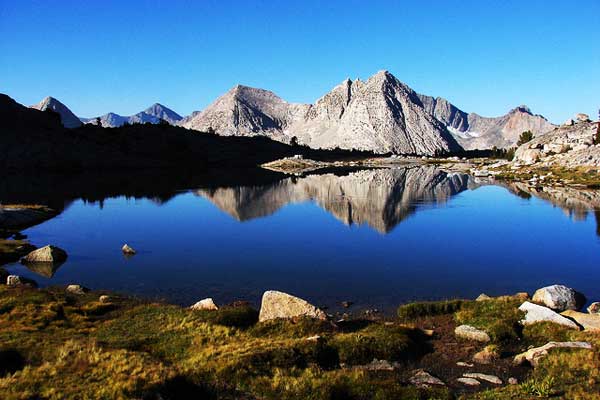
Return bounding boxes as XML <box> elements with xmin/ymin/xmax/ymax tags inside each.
<box><xmin>0</xmin><ymin>282</ymin><xmax>598</xmax><ymax>399</ymax></box>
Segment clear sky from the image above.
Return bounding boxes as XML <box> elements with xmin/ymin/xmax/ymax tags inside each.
<box><xmin>1</xmin><ymin>0</ymin><xmax>598</xmax><ymax>122</ymax></box>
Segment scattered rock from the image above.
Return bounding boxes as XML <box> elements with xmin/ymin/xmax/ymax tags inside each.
<box><xmin>6</xmin><ymin>275</ymin><xmax>37</xmax><ymax>288</ymax></box>
<box><xmin>66</xmin><ymin>284</ymin><xmax>88</xmax><ymax>295</ymax></box>
<box><xmin>409</xmin><ymin>369</ymin><xmax>445</xmax><ymax>387</ymax></box>
<box><xmin>576</xmin><ymin>113</ymin><xmax>591</xmax><ymax>123</ymax></box>
<box><xmin>473</xmin><ymin>345</ymin><xmax>499</xmax><ymax>364</ymax></box>
<box><xmin>587</xmin><ymin>302</ymin><xmax>600</xmax><ymax>314</ymax></box>
<box><xmin>258</xmin><ymin>290</ymin><xmax>327</xmax><ymax>322</ymax></box>
<box><xmin>475</xmin><ymin>293</ymin><xmax>491</xmax><ymax>301</ymax></box>
<box><xmin>304</xmin><ymin>335</ymin><xmax>321</xmax><ymax>342</ymax></box>
<box><xmin>514</xmin><ymin>341</ymin><xmax>592</xmax><ymax>367</ymax></box>
<box><xmin>21</xmin><ymin>245</ymin><xmax>67</xmax><ymax>264</ymax></box>
<box><xmin>456</xmin><ymin>362</ymin><xmax>474</xmax><ymax>367</ymax></box>
<box><xmin>121</xmin><ymin>244</ymin><xmax>136</xmax><ymax>255</ymax></box>
<box><xmin>532</xmin><ymin>284</ymin><xmax>585</xmax><ymax>311</ymax></box>
<box><xmin>519</xmin><ymin>301</ymin><xmax>579</xmax><ymax>329</ymax></box>
<box><xmin>190</xmin><ymin>298</ymin><xmax>219</xmax><ymax>311</ymax></box>
<box><xmin>508</xmin><ymin>377</ymin><xmax>518</xmax><ymax>385</ymax></box>
<box><xmin>341</xmin><ymin>301</ymin><xmax>353</xmax><ymax>309</ymax></box>
<box><xmin>457</xmin><ymin>377</ymin><xmax>480</xmax><ymax>386</ymax></box>
<box><xmin>455</xmin><ymin>325</ymin><xmax>491</xmax><ymax>342</ymax></box>
<box><xmin>561</xmin><ymin>310</ymin><xmax>600</xmax><ymax>331</ymax></box>
<box><xmin>356</xmin><ymin>359</ymin><xmax>396</xmax><ymax>371</ymax></box>
<box><xmin>463</xmin><ymin>373</ymin><xmax>502</xmax><ymax>384</ymax></box>
<box><xmin>99</xmin><ymin>295</ymin><xmax>112</xmax><ymax>303</ymax></box>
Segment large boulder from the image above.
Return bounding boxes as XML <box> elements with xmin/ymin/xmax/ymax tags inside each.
<box><xmin>514</xmin><ymin>341</ymin><xmax>592</xmax><ymax>367</ymax></box>
<box><xmin>519</xmin><ymin>301</ymin><xmax>579</xmax><ymax>329</ymax></box>
<box><xmin>532</xmin><ymin>284</ymin><xmax>585</xmax><ymax>311</ymax></box>
<box><xmin>21</xmin><ymin>245</ymin><xmax>67</xmax><ymax>264</ymax></box>
<box><xmin>588</xmin><ymin>302</ymin><xmax>600</xmax><ymax>314</ymax></box>
<box><xmin>454</xmin><ymin>325</ymin><xmax>490</xmax><ymax>342</ymax></box>
<box><xmin>516</xmin><ymin>148</ymin><xmax>542</xmax><ymax>164</ymax></box>
<box><xmin>66</xmin><ymin>284</ymin><xmax>89</xmax><ymax>295</ymax></box>
<box><xmin>258</xmin><ymin>290</ymin><xmax>327</xmax><ymax>322</ymax></box>
<box><xmin>561</xmin><ymin>310</ymin><xmax>600</xmax><ymax>331</ymax></box>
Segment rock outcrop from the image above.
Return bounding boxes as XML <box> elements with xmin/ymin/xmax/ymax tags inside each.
<box><xmin>181</xmin><ymin>71</ymin><xmax>461</xmax><ymax>156</ymax></box>
<box><xmin>454</xmin><ymin>325</ymin><xmax>490</xmax><ymax>342</ymax></box>
<box><xmin>561</xmin><ymin>310</ymin><xmax>600</xmax><ymax>331</ymax></box>
<box><xmin>30</xmin><ymin>96</ymin><xmax>82</xmax><ymax>128</ymax></box>
<box><xmin>513</xmin><ymin>341</ymin><xmax>592</xmax><ymax>367</ymax></box>
<box><xmin>21</xmin><ymin>245</ymin><xmax>67</xmax><ymax>264</ymax></box>
<box><xmin>518</xmin><ymin>301</ymin><xmax>579</xmax><ymax>329</ymax></box>
<box><xmin>258</xmin><ymin>290</ymin><xmax>327</xmax><ymax>322</ymax></box>
<box><xmin>190</xmin><ymin>298</ymin><xmax>219</xmax><ymax>311</ymax></box>
<box><xmin>513</xmin><ymin>120</ymin><xmax>599</xmax><ymax>167</ymax></box>
<box><xmin>532</xmin><ymin>284</ymin><xmax>585</xmax><ymax>311</ymax></box>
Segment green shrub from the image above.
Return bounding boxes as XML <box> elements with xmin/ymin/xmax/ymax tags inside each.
<box><xmin>397</xmin><ymin>299</ymin><xmax>464</xmax><ymax>321</ymax></box>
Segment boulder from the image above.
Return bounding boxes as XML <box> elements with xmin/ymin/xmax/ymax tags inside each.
<box><xmin>456</xmin><ymin>361</ymin><xmax>474</xmax><ymax>367</ymax></box>
<box><xmin>21</xmin><ymin>245</ymin><xmax>67</xmax><ymax>264</ymax></box>
<box><xmin>475</xmin><ymin>293</ymin><xmax>491</xmax><ymax>301</ymax></box>
<box><xmin>587</xmin><ymin>302</ymin><xmax>600</xmax><ymax>314</ymax></box>
<box><xmin>463</xmin><ymin>373</ymin><xmax>502</xmax><ymax>384</ymax></box>
<box><xmin>454</xmin><ymin>325</ymin><xmax>491</xmax><ymax>342</ymax></box>
<box><xmin>518</xmin><ymin>149</ymin><xmax>542</xmax><ymax>164</ymax></box>
<box><xmin>66</xmin><ymin>284</ymin><xmax>88</xmax><ymax>295</ymax></box>
<box><xmin>561</xmin><ymin>310</ymin><xmax>600</xmax><ymax>331</ymax></box>
<box><xmin>6</xmin><ymin>275</ymin><xmax>37</xmax><ymax>288</ymax></box>
<box><xmin>258</xmin><ymin>290</ymin><xmax>327</xmax><ymax>322</ymax></box>
<box><xmin>514</xmin><ymin>341</ymin><xmax>592</xmax><ymax>367</ymax></box>
<box><xmin>99</xmin><ymin>295</ymin><xmax>112</xmax><ymax>303</ymax></box>
<box><xmin>532</xmin><ymin>284</ymin><xmax>585</xmax><ymax>311</ymax></box>
<box><xmin>472</xmin><ymin>345</ymin><xmax>499</xmax><ymax>364</ymax></box>
<box><xmin>576</xmin><ymin>113</ymin><xmax>590</xmax><ymax>123</ymax></box>
<box><xmin>190</xmin><ymin>298</ymin><xmax>219</xmax><ymax>311</ymax></box>
<box><xmin>456</xmin><ymin>377</ymin><xmax>480</xmax><ymax>386</ymax></box>
<box><xmin>508</xmin><ymin>377</ymin><xmax>518</xmax><ymax>385</ymax></box>
<box><xmin>409</xmin><ymin>369</ymin><xmax>445</xmax><ymax>387</ymax></box>
<box><xmin>519</xmin><ymin>301</ymin><xmax>579</xmax><ymax>329</ymax></box>
<box><xmin>121</xmin><ymin>244</ymin><xmax>136</xmax><ymax>255</ymax></box>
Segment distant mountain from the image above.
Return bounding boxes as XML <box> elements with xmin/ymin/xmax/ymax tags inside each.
<box><xmin>181</xmin><ymin>71</ymin><xmax>461</xmax><ymax>156</ymax></box>
<box><xmin>83</xmin><ymin>103</ymin><xmax>182</xmax><ymax>127</ymax></box>
<box><xmin>30</xmin><ymin>96</ymin><xmax>82</xmax><ymax>128</ymax></box>
<box><xmin>417</xmin><ymin>95</ymin><xmax>556</xmax><ymax>149</ymax></box>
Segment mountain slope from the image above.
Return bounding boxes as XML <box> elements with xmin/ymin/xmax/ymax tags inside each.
<box><xmin>182</xmin><ymin>71</ymin><xmax>461</xmax><ymax>156</ymax></box>
<box><xmin>417</xmin><ymin>94</ymin><xmax>555</xmax><ymax>149</ymax></box>
<box><xmin>30</xmin><ymin>96</ymin><xmax>82</xmax><ymax>128</ymax></box>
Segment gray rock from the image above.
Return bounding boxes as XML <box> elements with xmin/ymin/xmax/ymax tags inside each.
<box><xmin>508</xmin><ymin>377</ymin><xmax>518</xmax><ymax>385</ymax></box>
<box><xmin>475</xmin><ymin>293</ymin><xmax>491</xmax><ymax>301</ymax></box>
<box><xmin>190</xmin><ymin>298</ymin><xmax>219</xmax><ymax>311</ymax></box>
<box><xmin>66</xmin><ymin>284</ymin><xmax>88</xmax><ymax>295</ymax></box>
<box><xmin>121</xmin><ymin>244</ymin><xmax>137</xmax><ymax>255</ymax></box>
<box><xmin>514</xmin><ymin>341</ymin><xmax>592</xmax><ymax>367</ymax></box>
<box><xmin>561</xmin><ymin>310</ymin><xmax>600</xmax><ymax>331</ymax></box>
<box><xmin>409</xmin><ymin>369</ymin><xmax>445</xmax><ymax>387</ymax></box>
<box><xmin>21</xmin><ymin>245</ymin><xmax>67</xmax><ymax>264</ymax></box>
<box><xmin>456</xmin><ymin>361</ymin><xmax>474</xmax><ymax>367</ymax></box>
<box><xmin>455</xmin><ymin>325</ymin><xmax>491</xmax><ymax>342</ymax></box>
<box><xmin>519</xmin><ymin>301</ymin><xmax>579</xmax><ymax>329</ymax></box>
<box><xmin>457</xmin><ymin>377</ymin><xmax>480</xmax><ymax>386</ymax></box>
<box><xmin>588</xmin><ymin>302</ymin><xmax>600</xmax><ymax>314</ymax></box>
<box><xmin>532</xmin><ymin>284</ymin><xmax>585</xmax><ymax>311</ymax></box>
<box><xmin>463</xmin><ymin>373</ymin><xmax>502</xmax><ymax>384</ymax></box>
<box><xmin>258</xmin><ymin>290</ymin><xmax>327</xmax><ymax>322</ymax></box>
<box><xmin>99</xmin><ymin>295</ymin><xmax>112</xmax><ymax>303</ymax></box>
<box><xmin>355</xmin><ymin>359</ymin><xmax>396</xmax><ymax>371</ymax></box>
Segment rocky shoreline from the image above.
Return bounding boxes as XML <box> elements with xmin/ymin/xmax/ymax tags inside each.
<box><xmin>0</xmin><ymin>272</ymin><xmax>598</xmax><ymax>399</ymax></box>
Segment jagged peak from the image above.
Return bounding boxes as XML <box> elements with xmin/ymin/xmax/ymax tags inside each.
<box><xmin>512</xmin><ymin>104</ymin><xmax>532</xmax><ymax>114</ymax></box>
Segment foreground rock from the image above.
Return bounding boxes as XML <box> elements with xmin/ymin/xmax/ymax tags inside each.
<box><xmin>514</xmin><ymin>341</ymin><xmax>592</xmax><ymax>367</ymax></box>
<box><xmin>456</xmin><ymin>377</ymin><xmax>480</xmax><ymax>386</ymax></box>
<box><xmin>532</xmin><ymin>284</ymin><xmax>585</xmax><ymax>311</ymax></box>
<box><xmin>258</xmin><ymin>290</ymin><xmax>327</xmax><ymax>322</ymax></box>
<box><xmin>454</xmin><ymin>325</ymin><xmax>491</xmax><ymax>342</ymax></box>
<box><xmin>463</xmin><ymin>373</ymin><xmax>502</xmax><ymax>384</ymax></box>
<box><xmin>190</xmin><ymin>298</ymin><xmax>219</xmax><ymax>311</ymax></box>
<box><xmin>587</xmin><ymin>302</ymin><xmax>600</xmax><ymax>314</ymax></box>
<box><xmin>561</xmin><ymin>310</ymin><xmax>600</xmax><ymax>331</ymax></box>
<box><xmin>21</xmin><ymin>245</ymin><xmax>67</xmax><ymax>264</ymax></box>
<box><xmin>472</xmin><ymin>345</ymin><xmax>499</xmax><ymax>364</ymax></box>
<box><xmin>66</xmin><ymin>284</ymin><xmax>89</xmax><ymax>295</ymax></box>
<box><xmin>409</xmin><ymin>369</ymin><xmax>445</xmax><ymax>387</ymax></box>
<box><xmin>518</xmin><ymin>301</ymin><xmax>579</xmax><ymax>329</ymax></box>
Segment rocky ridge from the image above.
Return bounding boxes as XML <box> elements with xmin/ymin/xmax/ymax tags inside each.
<box><xmin>30</xmin><ymin>96</ymin><xmax>82</xmax><ymax>128</ymax></box>
<box><xmin>82</xmin><ymin>103</ymin><xmax>182</xmax><ymax>127</ymax></box>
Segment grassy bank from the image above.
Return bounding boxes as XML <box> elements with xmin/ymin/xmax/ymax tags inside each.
<box><xmin>0</xmin><ymin>286</ymin><xmax>598</xmax><ymax>399</ymax></box>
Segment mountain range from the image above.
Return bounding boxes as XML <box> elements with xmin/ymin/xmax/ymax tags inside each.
<box><xmin>80</xmin><ymin>103</ymin><xmax>183</xmax><ymax>127</ymax></box>
<box><xmin>22</xmin><ymin>70</ymin><xmax>557</xmax><ymax>153</ymax></box>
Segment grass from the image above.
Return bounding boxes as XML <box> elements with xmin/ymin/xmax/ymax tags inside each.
<box><xmin>0</xmin><ymin>286</ymin><xmax>598</xmax><ymax>399</ymax></box>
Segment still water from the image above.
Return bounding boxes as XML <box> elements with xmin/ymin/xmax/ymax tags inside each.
<box><xmin>2</xmin><ymin>166</ymin><xmax>600</xmax><ymax>314</ymax></box>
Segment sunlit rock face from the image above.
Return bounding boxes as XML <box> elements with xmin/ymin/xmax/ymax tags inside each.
<box><xmin>181</xmin><ymin>71</ymin><xmax>461</xmax><ymax>156</ymax></box>
<box><xmin>196</xmin><ymin>166</ymin><xmax>472</xmax><ymax>233</ymax></box>
<box><xmin>30</xmin><ymin>96</ymin><xmax>82</xmax><ymax>128</ymax></box>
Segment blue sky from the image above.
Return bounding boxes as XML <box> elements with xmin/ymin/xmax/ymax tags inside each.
<box><xmin>1</xmin><ymin>0</ymin><xmax>598</xmax><ymax>122</ymax></box>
